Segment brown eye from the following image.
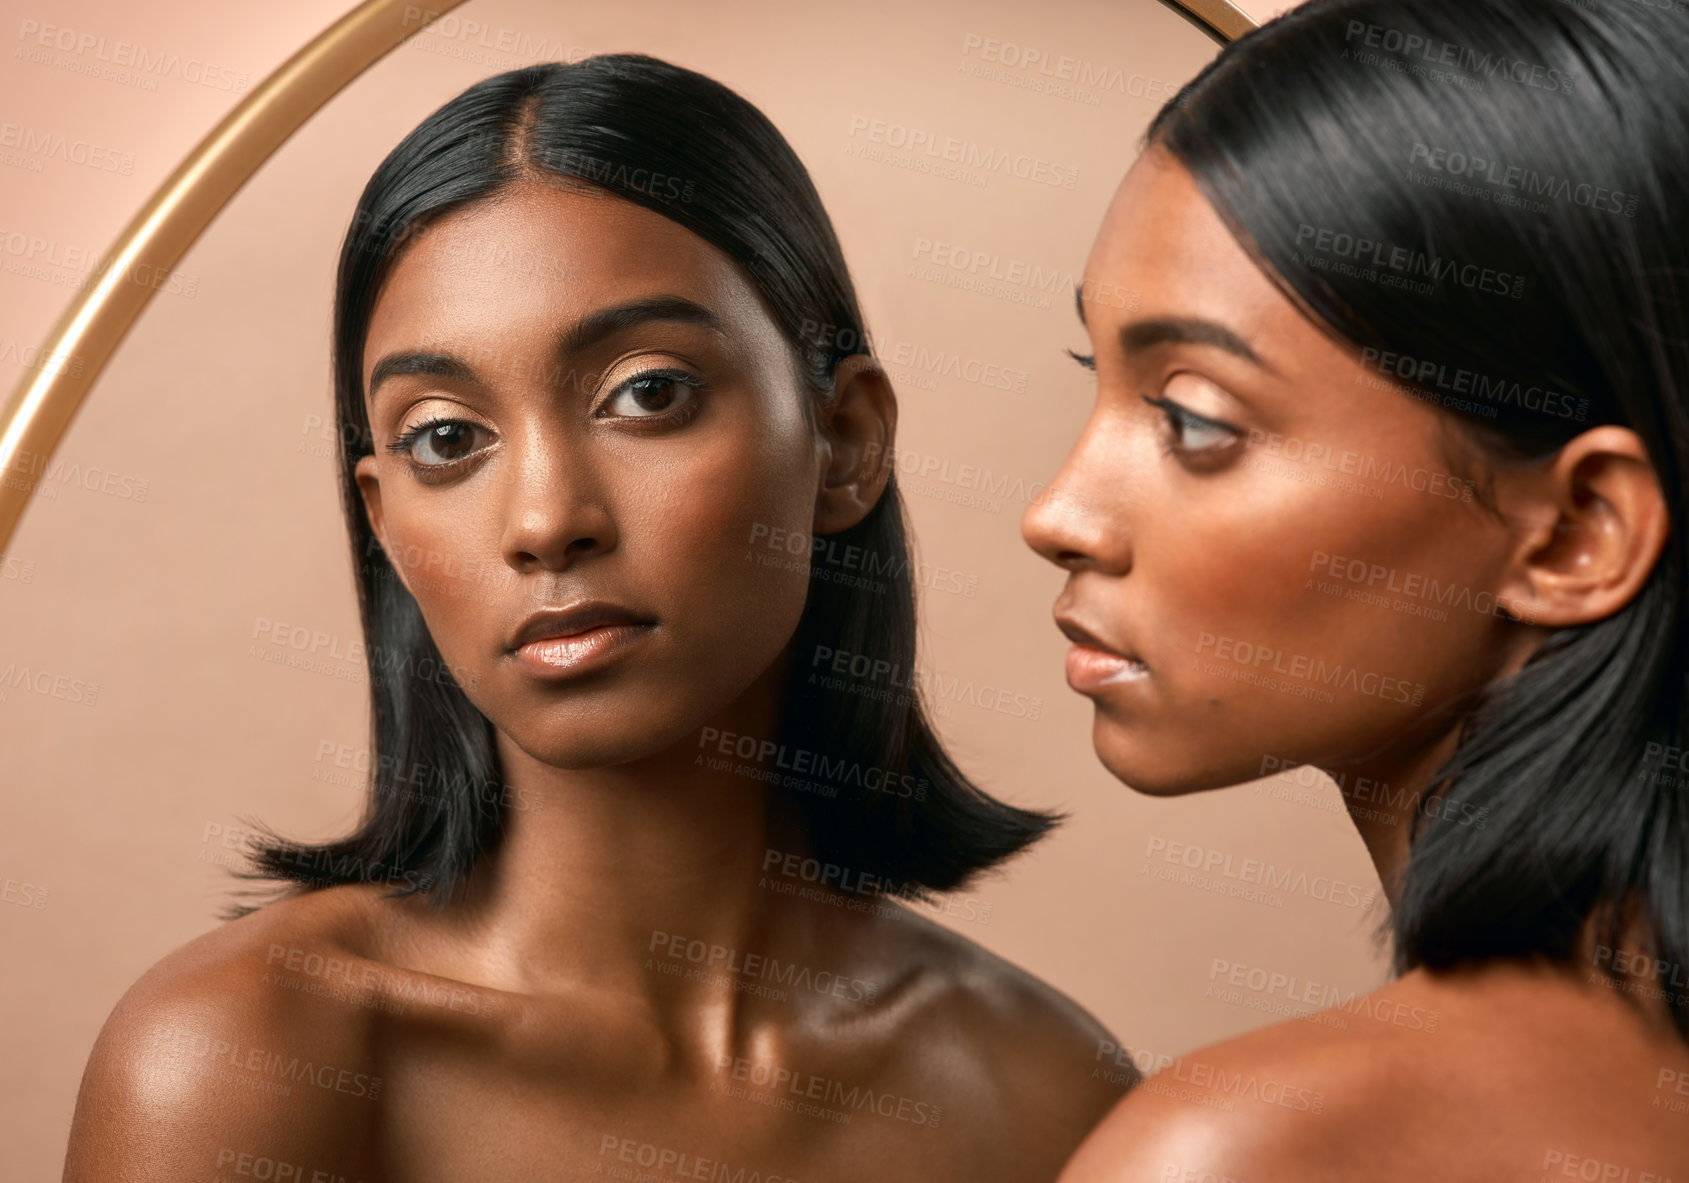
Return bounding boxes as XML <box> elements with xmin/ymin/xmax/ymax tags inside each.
<box><xmin>603</xmin><ymin>369</ymin><xmax>703</xmax><ymax>419</ymax></box>
<box><xmin>390</xmin><ymin>419</ymin><xmax>490</xmax><ymax>468</ymax></box>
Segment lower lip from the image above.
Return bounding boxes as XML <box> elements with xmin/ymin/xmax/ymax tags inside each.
<box><xmin>1065</xmin><ymin>644</ymin><xmax>1149</xmax><ymax>694</ymax></box>
<box><xmin>512</xmin><ymin>623</ymin><xmax>653</xmax><ymax>679</ymax></box>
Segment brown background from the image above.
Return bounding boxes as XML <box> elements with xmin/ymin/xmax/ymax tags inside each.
<box><xmin>0</xmin><ymin>0</ymin><xmax>1376</xmax><ymax>1177</ymax></box>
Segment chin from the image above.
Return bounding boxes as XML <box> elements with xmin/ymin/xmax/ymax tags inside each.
<box><xmin>503</xmin><ymin>703</ymin><xmax>702</xmax><ymax>770</ymax></box>
<box><xmin>1089</xmin><ymin>718</ymin><xmax>1254</xmax><ymax>797</ymax></box>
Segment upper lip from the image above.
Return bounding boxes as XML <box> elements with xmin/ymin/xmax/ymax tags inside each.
<box><xmin>1053</xmin><ymin>606</ymin><xmax>1143</xmax><ymax>664</ymax></box>
<box><xmin>509</xmin><ymin>601</ymin><xmax>654</xmax><ymax>651</ymax></box>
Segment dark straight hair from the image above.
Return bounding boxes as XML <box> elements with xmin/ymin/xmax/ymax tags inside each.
<box><xmin>1147</xmin><ymin>0</ymin><xmax>1689</xmax><ymax>1037</ymax></box>
<box><xmin>226</xmin><ymin>53</ymin><xmax>1057</xmax><ymax>918</ymax></box>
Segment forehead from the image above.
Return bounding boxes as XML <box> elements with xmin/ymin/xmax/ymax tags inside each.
<box><xmin>363</xmin><ymin>181</ymin><xmax>760</xmax><ymax>361</ymax></box>
<box><xmin>1084</xmin><ymin>145</ymin><xmax>1301</xmax><ymax>343</ymax></box>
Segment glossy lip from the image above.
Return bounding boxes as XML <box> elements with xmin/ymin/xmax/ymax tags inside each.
<box><xmin>507</xmin><ymin>600</ymin><xmax>656</xmax><ymax>680</ymax></box>
<box><xmin>1054</xmin><ymin>608</ymin><xmax>1149</xmax><ymax>692</ymax></box>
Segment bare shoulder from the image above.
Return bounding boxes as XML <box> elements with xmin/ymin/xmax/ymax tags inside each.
<box><xmin>1056</xmin><ymin>993</ymin><xmax>1397</xmax><ymax>1183</ymax></box>
<box><xmin>63</xmin><ymin>886</ymin><xmax>391</xmax><ymax>1182</ymax></box>
<box><xmin>870</xmin><ymin>900</ymin><xmax>1135</xmax><ymax>1133</ymax></box>
<box><xmin>1059</xmin><ymin>963</ymin><xmax>1689</xmax><ymax>1183</ymax></box>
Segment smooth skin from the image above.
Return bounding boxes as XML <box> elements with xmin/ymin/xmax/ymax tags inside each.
<box><xmin>62</xmin><ymin>180</ymin><xmax>1129</xmax><ymax>1182</ymax></box>
<box><xmin>1023</xmin><ymin>145</ymin><xmax>1689</xmax><ymax>1181</ymax></box>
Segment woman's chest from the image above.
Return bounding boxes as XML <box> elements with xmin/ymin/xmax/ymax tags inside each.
<box><xmin>361</xmin><ymin>1032</ymin><xmax>988</xmax><ymax>1183</ymax></box>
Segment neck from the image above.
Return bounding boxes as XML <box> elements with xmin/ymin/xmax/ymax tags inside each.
<box><xmin>1330</xmin><ymin>628</ymin><xmax>1549</xmax><ymax>905</ymax></box>
<box><xmin>410</xmin><ymin>667</ymin><xmax>832</xmax><ymax>1022</ymax></box>
<box><xmin>1322</xmin><ymin>715</ymin><xmax>1464</xmax><ymax>908</ymax></box>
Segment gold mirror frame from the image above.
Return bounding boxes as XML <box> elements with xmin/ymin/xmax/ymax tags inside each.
<box><xmin>0</xmin><ymin>0</ymin><xmax>1253</xmax><ymax>553</ymax></box>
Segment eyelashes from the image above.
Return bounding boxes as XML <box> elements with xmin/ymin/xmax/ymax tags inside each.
<box><xmin>1065</xmin><ymin>345</ymin><xmax>1241</xmax><ymax>461</ymax></box>
<box><xmin>1140</xmin><ymin>394</ymin><xmax>1240</xmax><ymax>457</ymax></box>
<box><xmin>386</xmin><ymin>417</ymin><xmax>489</xmax><ymax>471</ymax></box>
<box><xmin>598</xmin><ymin>368</ymin><xmax>703</xmax><ymax>424</ymax></box>
<box><xmin>384</xmin><ymin>366</ymin><xmax>706</xmax><ymax>479</ymax></box>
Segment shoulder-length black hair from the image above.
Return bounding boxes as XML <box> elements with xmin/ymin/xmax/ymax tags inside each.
<box><xmin>226</xmin><ymin>53</ymin><xmax>1057</xmax><ymax>918</ymax></box>
<box><xmin>1147</xmin><ymin>0</ymin><xmax>1689</xmax><ymax>1036</ymax></box>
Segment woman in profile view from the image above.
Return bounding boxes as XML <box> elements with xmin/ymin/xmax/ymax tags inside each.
<box><xmin>60</xmin><ymin>54</ymin><xmax>1130</xmax><ymax>1182</ymax></box>
<box><xmin>1022</xmin><ymin>0</ymin><xmax>1689</xmax><ymax>1177</ymax></box>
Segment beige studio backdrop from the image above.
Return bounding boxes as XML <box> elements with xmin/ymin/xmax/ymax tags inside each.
<box><xmin>0</xmin><ymin>0</ymin><xmax>1371</xmax><ymax>1176</ymax></box>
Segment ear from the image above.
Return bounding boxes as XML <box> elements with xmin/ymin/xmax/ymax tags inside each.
<box><xmin>353</xmin><ymin>453</ymin><xmax>403</xmax><ymax>585</ymax></box>
<box><xmin>1493</xmin><ymin>426</ymin><xmax>1670</xmax><ymax>627</ymax></box>
<box><xmin>813</xmin><ymin>354</ymin><xmax>897</xmax><ymax>535</ymax></box>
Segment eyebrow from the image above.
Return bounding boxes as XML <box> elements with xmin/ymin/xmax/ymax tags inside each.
<box><xmin>1072</xmin><ymin>284</ymin><xmax>1278</xmax><ymax>376</ymax></box>
<box><xmin>367</xmin><ymin>295</ymin><xmax>727</xmax><ymax>403</ymax></box>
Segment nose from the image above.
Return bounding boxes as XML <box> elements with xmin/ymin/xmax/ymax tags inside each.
<box><xmin>499</xmin><ymin>430</ymin><xmax>617</xmax><ymax>573</ymax></box>
<box><xmin>1020</xmin><ymin>410</ymin><xmax>1132</xmax><ymax>575</ymax></box>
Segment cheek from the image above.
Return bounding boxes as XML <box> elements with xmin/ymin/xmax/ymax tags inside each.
<box><xmin>375</xmin><ymin>485</ymin><xmax>507</xmax><ymax>665</ymax></box>
<box><xmin>1151</xmin><ymin>476</ymin><xmax>1499</xmax><ymax>730</ymax></box>
<box><xmin>618</xmin><ymin>413</ymin><xmax>818</xmax><ymax>672</ymax></box>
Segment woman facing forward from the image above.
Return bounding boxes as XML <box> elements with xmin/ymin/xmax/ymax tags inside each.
<box><xmin>62</xmin><ymin>54</ymin><xmax>1130</xmax><ymax>1182</ymax></box>
<box><xmin>1023</xmin><ymin>0</ymin><xmax>1689</xmax><ymax>1177</ymax></box>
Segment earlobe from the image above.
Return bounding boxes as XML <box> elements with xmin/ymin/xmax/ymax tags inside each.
<box><xmin>1497</xmin><ymin>426</ymin><xmax>1670</xmax><ymax>628</ymax></box>
<box><xmin>813</xmin><ymin>354</ymin><xmax>898</xmax><ymax>535</ymax></box>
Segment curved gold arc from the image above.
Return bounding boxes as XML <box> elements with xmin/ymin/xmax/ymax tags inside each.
<box><xmin>0</xmin><ymin>0</ymin><xmax>1253</xmax><ymax>553</ymax></box>
<box><xmin>1159</xmin><ymin>0</ymin><xmax>1259</xmax><ymax>44</ymax></box>
<box><xmin>0</xmin><ymin>0</ymin><xmax>470</xmax><ymax>551</ymax></box>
